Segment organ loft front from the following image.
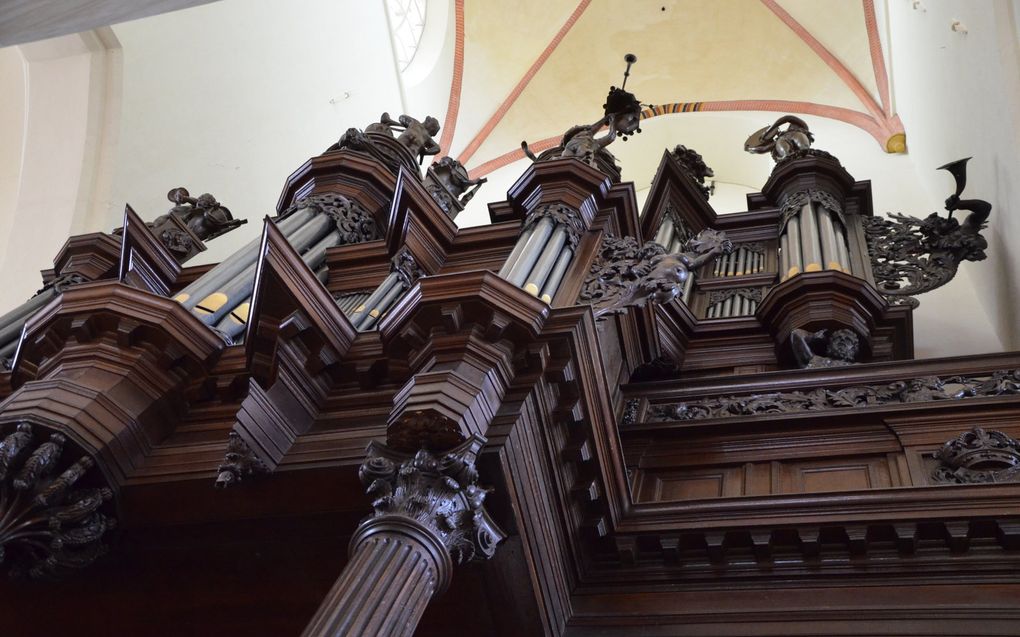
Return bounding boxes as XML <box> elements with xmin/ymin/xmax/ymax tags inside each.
<box><xmin>0</xmin><ymin>48</ymin><xmax>1017</xmax><ymax>637</ymax></box>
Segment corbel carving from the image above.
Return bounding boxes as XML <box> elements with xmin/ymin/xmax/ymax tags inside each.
<box><xmin>0</xmin><ymin>422</ymin><xmax>116</xmax><ymax>579</ymax></box>
<box><xmin>707</xmin><ymin>287</ymin><xmax>764</xmax><ymax>306</ymax></box>
<box><xmin>932</xmin><ymin>427</ymin><xmax>1020</xmax><ymax>484</ymax></box>
<box><xmin>214</xmin><ymin>432</ymin><xmax>269</xmax><ymax>488</ymax></box>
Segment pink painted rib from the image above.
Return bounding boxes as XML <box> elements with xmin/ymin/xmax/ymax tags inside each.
<box><xmin>469</xmin><ymin>97</ymin><xmax>908</xmax><ymax>179</ymax></box>
<box><xmin>759</xmin><ymin>0</ymin><xmax>886</xmax><ymax>123</ymax></box>
<box><xmin>438</xmin><ymin>0</ymin><xmax>465</xmax><ymax>154</ymax></box>
<box><xmin>457</xmin><ymin>0</ymin><xmax>591</xmax><ymax>166</ymax></box>
<box><xmin>862</xmin><ymin>0</ymin><xmax>893</xmax><ymax>117</ymax></box>
<box><xmin>468</xmin><ymin>136</ymin><xmax>559</xmax><ymax>180</ymax></box>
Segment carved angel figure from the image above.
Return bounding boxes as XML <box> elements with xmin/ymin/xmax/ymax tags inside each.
<box><xmin>581</xmin><ymin>228</ymin><xmax>732</xmax><ymax>318</ymax></box>
<box><xmin>790</xmin><ymin>328</ymin><xmax>861</xmax><ymax>369</ymax></box>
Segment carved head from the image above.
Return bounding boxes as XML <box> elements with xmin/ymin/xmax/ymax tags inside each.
<box><xmin>424</xmin><ymin>116</ymin><xmax>441</xmax><ymax>136</ymax></box>
<box><xmin>686</xmin><ymin>228</ymin><xmax>733</xmax><ymax>256</ymax></box>
<box><xmin>826</xmin><ymin>329</ymin><xmax>861</xmax><ymax>362</ymax></box>
<box><xmin>195</xmin><ymin>193</ymin><xmax>218</xmax><ymax>209</ymax></box>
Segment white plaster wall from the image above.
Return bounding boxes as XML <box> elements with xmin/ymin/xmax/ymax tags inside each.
<box><xmin>105</xmin><ymin>0</ymin><xmax>404</xmax><ymax>266</ymax></box>
<box><xmin>0</xmin><ymin>47</ymin><xmax>25</xmax><ymax>258</ymax></box>
<box><xmin>886</xmin><ymin>0</ymin><xmax>1020</xmax><ymax>349</ymax></box>
<box><xmin>0</xmin><ymin>32</ymin><xmax>117</xmax><ymax>311</ymax></box>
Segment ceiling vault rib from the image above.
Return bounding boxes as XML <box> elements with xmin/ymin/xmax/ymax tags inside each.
<box><xmin>862</xmin><ymin>0</ymin><xmax>893</xmax><ymax>117</ymax></box>
<box><xmin>456</xmin><ymin>0</ymin><xmax>592</xmax><ymax>167</ymax></box>
<box><xmin>468</xmin><ymin>136</ymin><xmax>559</xmax><ymax>180</ymax></box>
<box><xmin>438</xmin><ymin>0</ymin><xmax>465</xmax><ymax>155</ymax></box>
<box><xmin>759</xmin><ymin>0</ymin><xmax>886</xmax><ymax>124</ymax></box>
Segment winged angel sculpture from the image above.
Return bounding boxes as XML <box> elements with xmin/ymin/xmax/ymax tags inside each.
<box><xmin>580</xmin><ymin>229</ymin><xmax>732</xmax><ymax>318</ymax></box>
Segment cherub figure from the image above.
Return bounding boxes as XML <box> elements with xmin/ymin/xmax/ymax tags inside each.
<box><xmin>368</xmin><ymin>112</ymin><xmax>442</xmax><ymax>162</ymax></box>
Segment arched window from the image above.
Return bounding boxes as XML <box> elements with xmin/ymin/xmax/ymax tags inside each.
<box><xmin>386</xmin><ymin>0</ymin><xmax>428</xmax><ymax>72</ymax></box>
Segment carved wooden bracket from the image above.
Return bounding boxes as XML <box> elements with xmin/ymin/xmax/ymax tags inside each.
<box><xmin>0</xmin><ymin>422</ymin><xmax>116</xmax><ymax>579</ymax></box>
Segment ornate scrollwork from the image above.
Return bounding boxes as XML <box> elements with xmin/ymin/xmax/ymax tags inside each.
<box><xmin>525</xmin><ymin>203</ymin><xmax>585</xmax><ymax>250</ymax></box>
<box><xmin>359</xmin><ymin>436</ymin><xmax>505</xmax><ymax>564</ymax></box>
<box><xmin>0</xmin><ymin>422</ymin><xmax>116</xmax><ymax>579</ymax></box>
<box><xmin>280</xmin><ymin>193</ymin><xmax>381</xmax><ymax>245</ymax></box>
<box><xmin>646</xmin><ymin>369</ymin><xmax>1020</xmax><ymax>423</ymax></box>
<box><xmin>669</xmin><ymin>145</ymin><xmax>714</xmax><ymax>200</ymax></box>
<box><xmin>864</xmin><ymin>210</ymin><xmax>989</xmax><ymax>309</ymax></box>
<box><xmin>662</xmin><ymin>203</ymin><xmax>695</xmax><ymax>248</ymax></box>
<box><xmin>779</xmin><ymin>188</ymin><xmax>844</xmax><ymax>232</ymax></box>
<box><xmin>580</xmin><ymin>229</ymin><xmax>732</xmax><ymax>318</ymax></box>
<box><xmin>932</xmin><ymin>427</ymin><xmax>1020</xmax><ymax>484</ymax></box>
<box><xmin>707</xmin><ymin>287</ymin><xmax>764</xmax><ymax>306</ymax></box>
<box><xmin>214</xmin><ymin>432</ymin><xmax>268</xmax><ymax>488</ymax></box>
<box><xmin>864</xmin><ymin>157</ymin><xmax>992</xmax><ymax>308</ymax></box>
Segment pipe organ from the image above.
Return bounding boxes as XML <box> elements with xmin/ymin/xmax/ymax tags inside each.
<box><xmin>0</xmin><ymin>104</ymin><xmax>1005</xmax><ymax>637</ymax></box>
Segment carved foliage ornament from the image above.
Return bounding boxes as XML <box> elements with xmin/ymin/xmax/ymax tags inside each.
<box><xmin>580</xmin><ymin>229</ymin><xmax>732</xmax><ymax>318</ymax></box>
<box><xmin>215</xmin><ymin>432</ymin><xmax>268</xmax><ymax>488</ymax></box>
<box><xmin>280</xmin><ymin>193</ymin><xmax>381</xmax><ymax>245</ymax></box>
<box><xmin>358</xmin><ymin>436</ymin><xmax>504</xmax><ymax>564</ymax></box>
<box><xmin>646</xmin><ymin>369</ymin><xmax>1020</xmax><ymax>422</ymax></box>
<box><xmin>779</xmin><ymin>188</ymin><xmax>844</xmax><ymax>233</ymax></box>
<box><xmin>864</xmin><ymin>157</ymin><xmax>992</xmax><ymax>308</ymax></box>
<box><xmin>663</xmin><ymin>203</ymin><xmax>695</xmax><ymax>248</ymax></box>
<box><xmin>932</xmin><ymin>427</ymin><xmax>1020</xmax><ymax>484</ymax></box>
<box><xmin>707</xmin><ymin>287</ymin><xmax>764</xmax><ymax>306</ymax></box>
<box><xmin>0</xmin><ymin>423</ymin><xmax>115</xmax><ymax>579</ymax></box>
<box><xmin>525</xmin><ymin>203</ymin><xmax>585</xmax><ymax>250</ymax></box>
<box><xmin>392</xmin><ymin>248</ymin><xmax>426</xmax><ymax>289</ymax></box>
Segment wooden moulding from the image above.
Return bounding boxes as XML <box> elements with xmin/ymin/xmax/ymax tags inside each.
<box><xmin>48</xmin><ymin>231</ymin><xmax>122</xmax><ymax>284</ymax></box>
<box><xmin>117</xmin><ymin>204</ymin><xmax>184</xmax><ymax>297</ymax></box>
<box><xmin>756</xmin><ymin>269</ymin><xmax>913</xmax><ymax>363</ymax></box>
<box><xmin>1</xmin><ymin>280</ymin><xmax>226</xmax><ymax>490</ymax></box>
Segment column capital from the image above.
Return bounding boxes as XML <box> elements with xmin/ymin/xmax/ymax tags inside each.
<box><xmin>357</xmin><ymin>436</ymin><xmax>505</xmax><ymax>591</ymax></box>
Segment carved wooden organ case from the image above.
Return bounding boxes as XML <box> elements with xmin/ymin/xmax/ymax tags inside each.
<box><xmin>0</xmin><ymin>131</ymin><xmax>1017</xmax><ymax>637</ymax></box>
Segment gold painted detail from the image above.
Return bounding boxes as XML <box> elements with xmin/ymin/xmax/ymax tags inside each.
<box><xmin>353</xmin><ymin>304</ymin><xmax>366</xmax><ymax>313</ymax></box>
<box><xmin>787</xmin><ymin>266</ymin><xmax>801</xmax><ymax>279</ymax></box>
<box><xmin>195</xmin><ymin>292</ymin><xmax>228</xmax><ymax>315</ymax></box>
<box><xmin>827</xmin><ymin>261</ymin><xmax>842</xmax><ymax>271</ymax></box>
<box><xmin>229</xmin><ymin>302</ymin><xmax>251</xmax><ymax>324</ymax></box>
<box><xmin>173</xmin><ymin>293</ymin><xmax>190</xmax><ymax>303</ymax></box>
<box><xmin>540</xmin><ymin>293</ymin><xmax>552</xmax><ymax>303</ymax></box>
<box><xmin>369</xmin><ymin>309</ymin><xmax>380</xmax><ymax>318</ymax></box>
<box><xmin>805</xmin><ymin>262</ymin><xmax>822</xmax><ymax>272</ymax></box>
<box><xmin>886</xmin><ymin>132</ymin><xmax>907</xmax><ymax>154</ymax></box>
<box><xmin>523</xmin><ymin>282</ymin><xmax>539</xmax><ymax>296</ymax></box>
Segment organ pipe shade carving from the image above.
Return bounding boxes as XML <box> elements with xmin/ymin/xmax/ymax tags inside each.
<box><xmin>705</xmin><ymin>287</ymin><xmax>764</xmax><ymax>319</ymax></box>
<box><xmin>778</xmin><ymin>189</ymin><xmax>850</xmax><ymax>281</ymax></box>
<box><xmin>348</xmin><ymin>248</ymin><xmax>425</xmax><ymax>331</ymax></box>
<box><xmin>499</xmin><ymin>204</ymin><xmax>584</xmax><ymax>303</ymax></box>
<box><xmin>174</xmin><ymin>194</ymin><xmax>380</xmax><ymax>342</ymax></box>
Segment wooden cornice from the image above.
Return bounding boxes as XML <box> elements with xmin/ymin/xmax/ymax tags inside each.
<box><xmin>246</xmin><ymin>218</ymin><xmax>357</xmax><ymax>388</ymax></box>
<box><xmin>118</xmin><ymin>204</ymin><xmax>183</xmax><ymax>297</ymax></box>
<box><xmin>385</xmin><ymin>166</ymin><xmax>459</xmax><ymax>274</ymax></box>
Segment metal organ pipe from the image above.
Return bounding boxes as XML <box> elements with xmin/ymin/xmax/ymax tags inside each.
<box><xmin>524</xmin><ymin>226</ymin><xmax>568</xmax><ymax>297</ymax></box>
<box><xmin>359</xmin><ymin>277</ymin><xmax>406</xmax><ymax>330</ymax></box>
<box><xmin>834</xmin><ymin>219</ymin><xmax>851</xmax><ymax>274</ymax></box>
<box><xmin>503</xmin><ymin>218</ymin><xmax>554</xmax><ymax>286</ymax></box>
<box><xmin>350</xmin><ymin>272</ymin><xmax>400</xmax><ymax>329</ymax></box>
<box><xmin>786</xmin><ymin>216</ymin><xmax>803</xmax><ymax>280</ymax></box>
<box><xmin>497</xmin><ymin>225</ymin><xmax>536</xmax><ymax>278</ymax></box>
<box><xmin>539</xmin><ymin>249</ymin><xmax>573</xmax><ymax>304</ymax></box>
<box><xmin>654</xmin><ymin>220</ymin><xmax>674</xmax><ymax>247</ymax></box>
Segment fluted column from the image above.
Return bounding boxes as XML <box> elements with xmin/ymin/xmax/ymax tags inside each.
<box><xmin>302</xmin><ymin>436</ymin><xmax>504</xmax><ymax>637</ymax></box>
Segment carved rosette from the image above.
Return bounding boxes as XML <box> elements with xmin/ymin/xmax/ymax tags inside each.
<box><xmin>279</xmin><ymin>193</ymin><xmax>381</xmax><ymax>245</ymax></box>
<box><xmin>387</xmin><ymin>410</ymin><xmax>464</xmax><ymax>453</ymax></box>
<box><xmin>524</xmin><ymin>203</ymin><xmax>585</xmax><ymax>250</ymax></box>
<box><xmin>932</xmin><ymin>427</ymin><xmax>1020</xmax><ymax>484</ymax></box>
<box><xmin>214</xmin><ymin>432</ymin><xmax>269</xmax><ymax>488</ymax></box>
<box><xmin>779</xmin><ymin>188</ymin><xmax>844</xmax><ymax>232</ymax></box>
<box><xmin>392</xmin><ymin>248</ymin><xmax>426</xmax><ymax>290</ymax></box>
<box><xmin>357</xmin><ymin>436</ymin><xmax>504</xmax><ymax>568</ymax></box>
<box><xmin>0</xmin><ymin>422</ymin><xmax>116</xmax><ymax>579</ymax></box>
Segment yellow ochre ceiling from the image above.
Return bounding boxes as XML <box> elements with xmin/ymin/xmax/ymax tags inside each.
<box><xmin>446</xmin><ymin>0</ymin><xmax>903</xmax><ymax>178</ymax></box>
